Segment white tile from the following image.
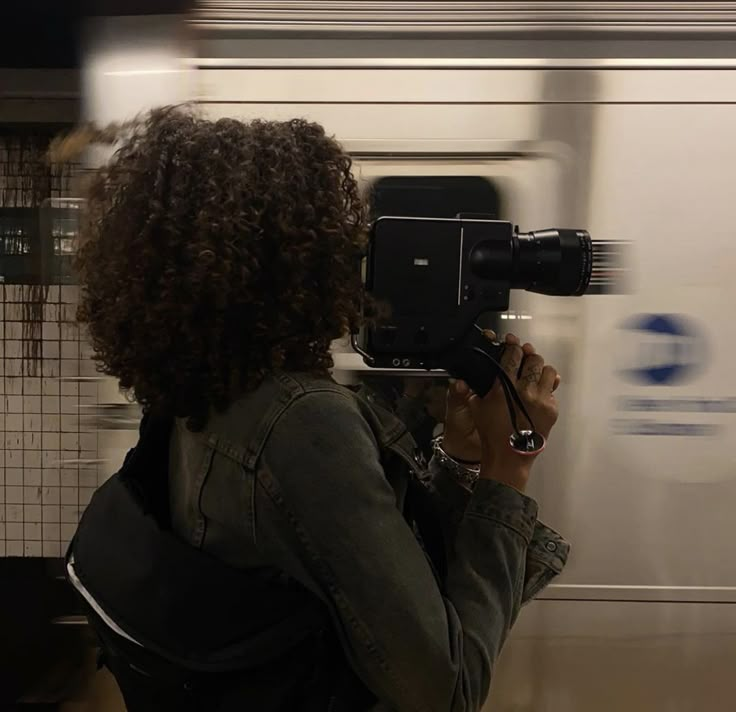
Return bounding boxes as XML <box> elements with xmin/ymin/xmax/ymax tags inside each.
<box><xmin>3</xmin><ymin>336</ymin><xmax>23</xmax><ymax>358</ymax></box>
<box><xmin>61</xmin><ymin>415</ymin><xmax>80</xmax><ymax>432</ymax></box>
<box><xmin>61</xmin><ymin>433</ymin><xmax>79</xmax><ymax>450</ymax></box>
<box><xmin>6</xmin><ymin>487</ymin><xmax>23</xmax><ymax>504</ymax></box>
<box><xmin>5</xmin><ymin>360</ymin><xmax>23</xmax><ymax>377</ymax></box>
<box><xmin>5</xmin><ymin>303</ymin><xmax>23</xmax><ymax>320</ymax></box>
<box><xmin>6</xmin><ymin>323</ymin><xmax>23</xmax><ymax>341</ymax></box>
<box><xmin>61</xmin><ymin>324</ymin><xmax>79</xmax><ymax>341</ymax></box>
<box><xmin>60</xmin><ymin>381</ymin><xmax>79</xmax><ymax>396</ymax></box>
<box><xmin>42</xmin><ymin>361</ymin><xmax>60</xmax><ymax>378</ymax></box>
<box><xmin>23</xmin><ymin>377</ymin><xmax>41</xmax><ymax>395</ymax></box>
<box><xmin>24</xmin><ymin>395</ymin><xmax>41</xmax><ymax>413</ymax></box>
<box><xmin>42</xmin><ymin>486</ymin><xmax>60</xmax><ymax>504</ymax></box>
<box><xmin>24</xmin><ymin>469</ymin><xmax>42</xmax><ymax>487</ymax></box>
<box><xmin>43</xmin><ymin>450</ymin><xmax>61</xmax><ymax>468</ymax></box>
<box><xmin>79</xmin><ymin>488</ymin><xmax>96</xmax><ymax>506</ymax></box>
<box><xmin>43</xmin><ymin>341</ymin><xmax>60</xmax><ymax>358</ymax></box>
<box><xmin>24</xmin><ymin>486</ymin><xmax>42</xmax><ymax>504</ymax></box>
<box><xmin>0</xmin><ymin>523</ymin><xmax>4</xmax><ymax>538</ymax></box>
<box><xmin>61</xmin><ymin>285</ymin><xmax>79</xmax><ymax>303</ymax></box>
<box><xmin>42</xmin><ymin>322</ymin><xmax>60</xmax><ymax>341</ymax></box>
<box><xmin>79</xmin><ymin>471</ymin><xmax>98</xmax><ymax>488</ymax></box>
<box><xmin>23</xmin><ymin>413</ymin><xmax>41</xmax><ymax>431</ymax></box>
<box><xmin>42</xmin><ymin>395</ymin><xmax>61</xmax><ymax>413</ymax></box>
<box><xmin>42</xmin><ymin>469</ymin><xmax>60</xmax><ymax>486</ymax></box>
<box><xmin>5</xmin><ymin>377</ymin><xmax>22</xmax><ymax>395</ymax></box>
<box><xmin>7</xmin><ymin>522</ymin><xmax>23</xmax><ymax>538</ymax></box>
<box><xmin>61</xmin><ymin>341</ymin><xmax>79</xmax><ymax>359</ymax></box>
<box><xmin>79</xmin><ymin>381</ymin><xmax>98</xmax><ymax>398</ymax></box>
<box><xmin>43</xmin><ymin>541</ymin><xmax>62</xmax><ymax>557</ymax></box>
<box><xmin>43</xmin><ymin>304</ymin><xmax>60</xmax><ymax>320</ymax></box>
<box><xmin>24</xmin><ymin>541</ymin><xmax>42</xmax><ymax>556</ymax></box>
<box><xmin>23</xmin><ymin>450</ymin><xmax>41</xmax><ymax>467</ymax></box>
<box><xmin>60</xmin><ymin>505</ymin><xmax>80</xmax><ymax>523</ymax></box>
<box><xmin>0</xmin><ymin>542</ymin><xmax>6</xmax><ymax>556</ymax></box>
<box><xmin>7</xmin><ymin>469</ymin><xmax>23</xmax><ymax>486</ymax></box>
<box><xmin>61</xmin><ymin>360</ymin><xmax>81</xmax><ymax>377</ymax></box>
<box><xmin>6</xmin><ymin>413</ymin><xmax>23</xmax><ymax>431</ymax></box>
<box><xmin>79</xmin><ymin>433</ymin><xmax>97</xmax><ymax>451</ymax></box>
<box><xmin>5</xmin><ymin>284</ymin><xmax>22</xmax><ymax>300</ymax></box>
<box><xmin>6</xmin><ymin>449</ymin><xmax>23</xmax><ymax>468</ymax></box>
<box><xmin>46</xmin><ymin>286</ymin><xmax>60</xmax><ymax>302</ymax></box>
<box><xmin>5</xmin><ymin>395</ymin><xmax>23</xmax><ymax>413</ymax></box>
<box><xmin>42</xmin><ymin>377</ymin><xmax>60</xmax><ymax>395</ymax></box>
<box><xmin>0</xmin><ymin>469</ymin><xmax>4</xmax><ymax>486</ymax></box>
<box><xmin>24</xmin><ymin>504</ymin><xmax>41</xmax><ymax>522</ymax></box>
<box><xmin>60</xmin><ymin>396</ymin><xmax>78</xmax><ymax>414</ymax></box>
<box><xmin>61</xmin><ymin>522</ymin><xmax>78</xmax><ymax>541</ymax></box>
<box><xmin>42</xmin><ymin>414</ymin><xmax>60</xmax><ymax>431</ymax></box>
<box><xmin>42</xmin><ymin>522</ymin><xmax>60</xmax><ymax>540</ymax></box>
<box><xmin>5</xmin><ymin>432</ymin><xmax>23</xmax><ymax>450</ymax></box>
<box><xmin>6</xmin><ymin>540</ymin><xmax>23</xmax><ymax>557</ymax></box>
<box><xmin>60</xmin><ymin>469</ymin><xmax>78</xmax><ymax>487</ymax></box>
<box><xmin>80</xmin><ymin>361</ymin><xmax>99</xmax><ymax>377</ymax></box>
<box><xmin>0</xmin><ymin>488</ymin><xmax>3</xmax><ymax>505</ymax></box>
<box><xmin>61</xmin><ymin>487</ymin><xmax>77</xmax><ymax>505</ymax></box>
<box><xmin>23</xmin><ymin>431</ymin><xmax>40</xmax><ymax>450</ymax></box>
<box><xmin>43</xmin><ymin>505</ymin><xmax>60</xmax><ymax>522</ymax></box>
<box><xmin>42</xmin><ymin>432</ymin><xmax>61</xmax><ymax>450</ymax></box>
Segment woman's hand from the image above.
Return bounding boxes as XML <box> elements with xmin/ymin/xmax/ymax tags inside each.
<box><xmin>443</xmin><ymin>332</ymin><xmax>561</xmax><ymax>491</ymax></box>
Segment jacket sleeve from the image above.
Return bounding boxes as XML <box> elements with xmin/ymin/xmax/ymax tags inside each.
<box><xmin>254</xmin><ymin>390</ymin><xmax>536</xmax><ymax>712</ymax></box>
<box><xmin>426</xmin><ymin>459</ymin><xmax>570</xmax><ymax>605</ymax></box>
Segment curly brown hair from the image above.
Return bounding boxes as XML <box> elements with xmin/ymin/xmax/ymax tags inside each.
<box><xmin>67</xmin><ymin>107</ymin><xmax>371</xmax><ymax>430</ymax></box>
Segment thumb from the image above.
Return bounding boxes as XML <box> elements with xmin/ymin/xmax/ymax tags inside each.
<box><xmin>447</xmin><ymin>379</ymin><xmax>471</xmax><ymax>407</ymax></box>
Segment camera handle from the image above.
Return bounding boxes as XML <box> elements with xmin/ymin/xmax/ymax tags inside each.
<box><xmin>350</xmin><ymin>324</ymin><xmax>546</xmax><ymax>455</ymax></box>
<box><xmin>442</xmin><ymin>324</ymin><xmax>546</xmax><ymax>455</ymax></box>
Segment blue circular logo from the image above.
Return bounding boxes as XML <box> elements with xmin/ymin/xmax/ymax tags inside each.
<box><xmin>619</xmin><ymin>314</ymin><xmax>705</xmax><ymax>386</ymax></box>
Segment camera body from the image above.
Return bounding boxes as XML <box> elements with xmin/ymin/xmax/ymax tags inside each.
<box><xmin>353</xmin><ymin>215</ymin><xmax>593</xmax><ymax>394</ymax></box>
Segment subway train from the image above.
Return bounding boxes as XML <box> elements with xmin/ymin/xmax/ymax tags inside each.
<box><xmin>6</xmin><ymin>2</ymin><xmax>736</xmax><ymax>710</ymax></box>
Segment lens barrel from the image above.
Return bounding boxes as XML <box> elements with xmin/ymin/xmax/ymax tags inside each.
<box><xmin>513</xmin><ymin>228</ymin><xmax>593</xmax><ymax>296</ymax></box>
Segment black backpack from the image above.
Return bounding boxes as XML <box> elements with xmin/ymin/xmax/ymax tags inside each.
<box><xmin>67</xmin><ymin>413</ymin><xmax>375</xmax><ymax>712</ymax></box>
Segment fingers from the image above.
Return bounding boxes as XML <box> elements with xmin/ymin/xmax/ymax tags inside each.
<box><xmin>553</xmin><ymin>374</ymin><xmax>562</xmax><ymax>392</ymax></box>
<box><xmin>539</xmin><ymin>365</ymin><xmax>559</xmax><ymax>392</ymax></box>
<box><xmin>446</xmin><ymin>379</ymin><xmax>471</xmax><ymax>406</ymax></box>
<box><xmin>518</xmin><ymin>353</ymin><xmax>545</xmax><ymax>390</ymax></box>
<box><xmin>499</xmin><ymin>337</ymin><xmax>523</xmax><ymax>383</ymax></box>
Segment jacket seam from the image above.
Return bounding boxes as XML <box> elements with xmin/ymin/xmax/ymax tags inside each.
<box><xmin>464</xmin><ymin>511</ymin><xmax>534</xmax><ymax>546</ymax></box>
<box><xmin>256</xmin><ymin>464</ymin><xmax>430</xmax><ymax>712</ymax></box>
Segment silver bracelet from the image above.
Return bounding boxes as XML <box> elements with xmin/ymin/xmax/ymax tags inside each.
<box><xmin>432</xmin><ymin>436</ymin><xmax>480</xmax><ymax>490</ymax></box>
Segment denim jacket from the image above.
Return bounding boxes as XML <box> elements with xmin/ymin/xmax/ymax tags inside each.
<box><xmin>167</xmin><ymin>371</ymin><xmax>569</xmax><ymax>712</ymax></box>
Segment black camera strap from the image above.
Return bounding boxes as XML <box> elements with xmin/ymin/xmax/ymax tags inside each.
<box><xmin>469</xmin><ymin>345</ymin><xmax>547</xmax><ymax>456</ymax></box>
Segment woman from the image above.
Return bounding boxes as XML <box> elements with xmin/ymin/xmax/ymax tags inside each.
<box><xmin>63</xmin><ymin>107</ymin><xmax>569</xmax><ymax>712</ymax></box>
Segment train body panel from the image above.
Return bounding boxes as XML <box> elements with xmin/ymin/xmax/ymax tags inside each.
<box><xmin>191</xmin><ymin>29</ymin><xmax>736</xmax><ymax>709</ymax></box>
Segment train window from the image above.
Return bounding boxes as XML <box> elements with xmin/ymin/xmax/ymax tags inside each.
<box><xmin>358</xmin><ymin>175</ymin><xmax>503</xmax><ymax>459</ymax></box>
<box><xmin>369</xmin><ymin>176</ymin><xmax>501</xmax><ymax>220</ymax></box>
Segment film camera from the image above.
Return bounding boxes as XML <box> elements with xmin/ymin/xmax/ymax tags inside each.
<box><xmin>351</xmin><ymin>215</ymin><xmax>594</xmax><ymax>453</ymax></box>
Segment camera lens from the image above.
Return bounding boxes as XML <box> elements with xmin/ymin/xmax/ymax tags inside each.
<box><xmin>512</xmin><ymin>229</ymin><xmax>593</xmax><ymax>296</ymax></box>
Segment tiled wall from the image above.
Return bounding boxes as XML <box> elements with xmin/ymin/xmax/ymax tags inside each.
<box><xmin>1</xmin><ymin>284</ymin><xmax>100</xmax><ymax>557</ymax></box>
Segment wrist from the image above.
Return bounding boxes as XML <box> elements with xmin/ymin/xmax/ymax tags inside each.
<box><xmin>479</xmin><ymin>456</ymin><xmax>532</xmax><ymax>493</ymax></box>
<box><xmin>441</xmin><ymin>435</ymin><xmax>481</xmax><ymax>464</ymax></box>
